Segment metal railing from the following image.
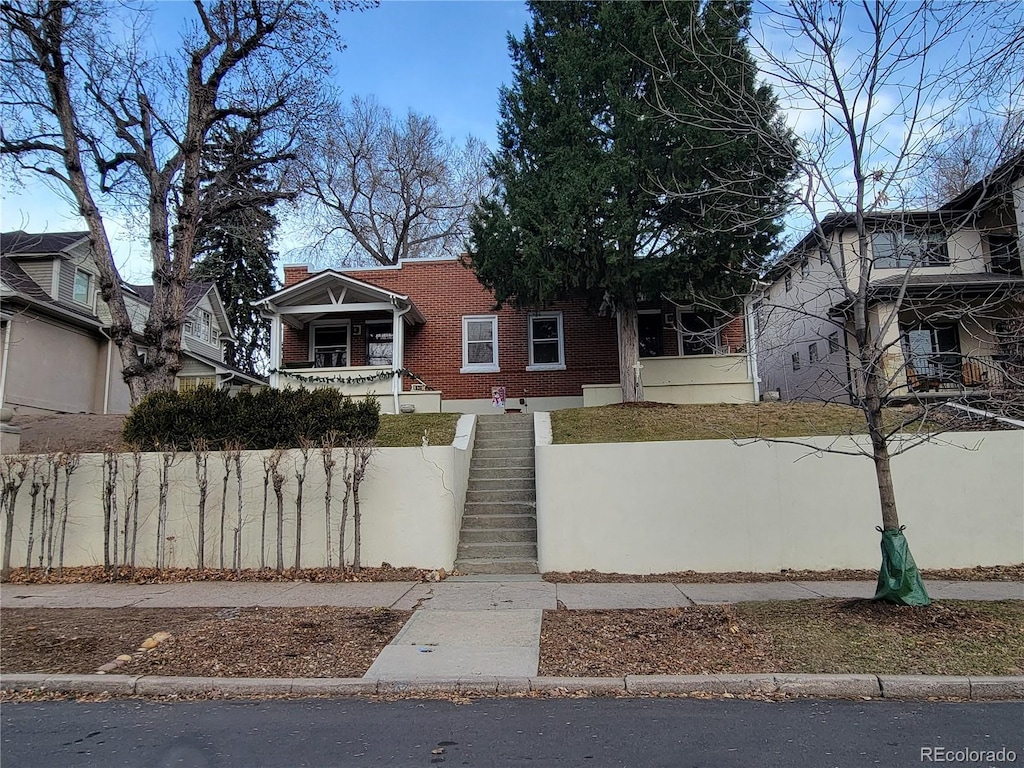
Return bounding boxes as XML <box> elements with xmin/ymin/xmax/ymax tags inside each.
<box><xmin>905</xmin><ymin>354</ymin><xmax>1024</xmax><ymax>393</ymax></box>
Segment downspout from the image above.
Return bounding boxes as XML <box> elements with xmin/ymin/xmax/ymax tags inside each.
<box><xmin>743</xmin><ymin>294</ymin><xmax>761</xmax><ymax>402</ymax></box>
<box><xmin>99</xmin><ymin>327</ymin><xmax>113</xmax><ymax>415</ymax></box>
<box><xmin>0</xmin><ymin>318</ymin><xmax>12</xmax><ymax>412</ymax></box>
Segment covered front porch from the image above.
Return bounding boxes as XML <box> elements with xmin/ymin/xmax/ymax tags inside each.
<box><xmin>257</xmin><ymin>269</ymin><xmax>441</xmax><ymax>413</ymax></box>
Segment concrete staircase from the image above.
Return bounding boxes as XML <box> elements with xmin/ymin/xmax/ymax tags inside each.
<box><xmin>455</xmin><ymin>413</ymin><xmax>538</xmax><ymax>575</ymax></box>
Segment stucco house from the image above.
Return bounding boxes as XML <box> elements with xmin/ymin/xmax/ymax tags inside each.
<box><xmin>752</xmin><ymin>151</ymin><xmax>1024</xmax><ymax>403</ymax></box>
<box><xmin>0</xmin><ymin>230</ymin><xmax>262</xmax><ymax>415</ymax></box>
<box><xmin>256</xmin><ymin>258</ymin><xmax>757</xmax><ymax>414</ymax></box>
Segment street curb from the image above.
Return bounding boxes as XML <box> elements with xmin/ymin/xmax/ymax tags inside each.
<box><xmin>4</xmin><ymin>674</ymin><xmax>1024</xmax><ymax>700</ymax></box>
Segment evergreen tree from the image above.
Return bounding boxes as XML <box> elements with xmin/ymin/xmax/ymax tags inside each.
<box><xmin>468</xmin><ymin>0</ymin><xmax>794</xmax><ymax>401</ymax></box>
<box><xmin>193</xmin><ymin>123</ymin><xmax>281</xmax><ymax>376</ymax></box>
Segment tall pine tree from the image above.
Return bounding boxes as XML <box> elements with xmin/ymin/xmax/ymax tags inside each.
<box><xmin>193</xmin><ymin>123</ymin><xmax>281</xmax><ymax>376</ymax></box>
<box><xmin>468</xmin><ymin>0</ymin><xmax>794</xmax><ymax>401</ymax></box>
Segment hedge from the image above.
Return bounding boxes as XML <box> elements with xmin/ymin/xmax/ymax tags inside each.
<box><xmin>122</xmin><ymin>386</ymin><xmax>380</xmax><ymax>450</ymax></box>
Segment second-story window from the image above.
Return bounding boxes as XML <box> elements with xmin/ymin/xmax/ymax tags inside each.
<box><xmin>872</xmin><ymin>231</ymin><xmax>948</xmax><ymax>268</ymax></box>
<box><xmin>73</xmin><ymin>269</ymin><xmax>92</xmax><ymax>305</ymax></box>
<box><xmin>185</xmin><ymin>309</ymin><xmax>214</xmax><ymax>344</ymax></box>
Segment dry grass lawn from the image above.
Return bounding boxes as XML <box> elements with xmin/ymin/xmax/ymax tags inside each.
<box><xmin>551</xmin><ymin>402</ymin><xmax>931</xmax><ymax>444</ymax></box>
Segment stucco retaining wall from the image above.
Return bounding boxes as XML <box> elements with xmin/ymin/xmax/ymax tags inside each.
<box><xmin>2</xmin><ymin>415</ymin><xmax>475</xmax><ymax>571</ymax></box>
<box><xmin>536</xmin><ymin>430</ymin><xmax>1024</xmax><ymax>573</ymax></box>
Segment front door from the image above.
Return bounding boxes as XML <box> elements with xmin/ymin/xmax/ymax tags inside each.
<box><xmin>638</xmin><ymin>313</ymin><xmax>663</xmax><ymax>358</ymax></box>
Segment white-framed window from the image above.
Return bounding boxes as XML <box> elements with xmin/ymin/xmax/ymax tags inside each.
<box><xmin>461</xmin><ymin>315</ymin><xmax>499</xmax><ymax>373</ymax></box>
<box><xmin>185</xmin><ymin>308</ymin><xmax>214</xmax><ymax>344</ymax></box>
<box><xmin>872</xmin><ymin>230</ymin><xmax>948</xmax><ymax>268</ymax></box>
<box><xmin>791</xmin><ymin>352</ymin><xmax>801</xmax><ymax>371</ymax></box>
<box><xmin>784</xmin><ymin>273</ymin><xmax>793</xmax><ymax>292</ymax></box>
<box><xmin>808</xmin><ymin>341</ymin><xmax>819</xmax><ymax>363</ymax></box>
<box><xmin>800</xmin><ymin>257</ymin><xmax>809</xmax><ymax>277</ymax></box>
<box><xmin>310</xmin><ymin>321</ymin><xmax>350</xmax><ymax>368</ymax></box>
<box><xmin>365</xmin><ymin>321</ymin><xmax>393</xmax><ymax>367</ymax></box>
<box><xmin>178</xmin><ymin>376</ymin><xmax>217</xmax><ymax>393</ymax></box>
<box><xmin>73</xmin><ymin>268</ymin><xmax>92</xmax><ymax>305</ymax></box>
<box><xmin>828</xmin><ymin>332</ymin><xmax>841</xmax><ymax>354</ymax></box>
<box><xmin>527</xmin><ymin>312</ymin><xmax>565</xmax><ymax>371</ymax></box>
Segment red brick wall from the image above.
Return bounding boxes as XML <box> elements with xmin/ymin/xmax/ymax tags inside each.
<box><xmin>277</xmin><ymin>260</ymin><xmax>745</xmax><ymax>401</ymax></box>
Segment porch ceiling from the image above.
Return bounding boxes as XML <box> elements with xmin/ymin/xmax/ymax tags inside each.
<box><xmin>259</xmin><ymin>270</ymin><xmax>425</xmax><ymax>327</ymax></box>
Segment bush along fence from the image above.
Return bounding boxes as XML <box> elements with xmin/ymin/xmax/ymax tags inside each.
<box><xmin>0</xmin><ymin>438</ymin><xmax>382</xmax><ymax>580</ymax></box>
<box><xmin>0</xmin><ymin>387</ymin><xmax>397</xmax><ymax>580</ymax></box>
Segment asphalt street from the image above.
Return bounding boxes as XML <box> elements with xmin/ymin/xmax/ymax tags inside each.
<box><xmin>3</xmin><ymin>698</ymin><xmax>1021</xmax><ymax>768</ymax></box>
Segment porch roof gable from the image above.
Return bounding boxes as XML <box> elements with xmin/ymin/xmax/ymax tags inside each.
<box><xmin>257</xmin><ymin>270</ymin><xmax>425</xmax><ymax>325</ymax></box>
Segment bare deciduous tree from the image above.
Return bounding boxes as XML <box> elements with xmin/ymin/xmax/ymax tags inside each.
<box><xmin>657</xmin><ymin>0</ymin><xmax>1022</xmax><ymax>601</ymax></box>
<box><xmin>0</xmin><ymin>0</ymin><xmax>354</xmax><ymax>402</ymax></box>
<box><xmin>299</xmin><ymin>95</ymin><xmax>490</xmax><ymax>266</ymax></box>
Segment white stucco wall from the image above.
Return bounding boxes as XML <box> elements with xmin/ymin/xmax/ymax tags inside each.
<box><xmin>3</xmin><ymin>417</ymin><xmax>475</xmax><ymax>571</ymax></box>
<box><xmin>536</xmin><ymin>430</ymin><xmax>1024</xmax><ymax>573</ymax></box>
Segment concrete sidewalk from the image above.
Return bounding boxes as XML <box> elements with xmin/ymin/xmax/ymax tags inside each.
<box><xmin>2</xmin><ymin>578</ymin><xmax>1021</xmax><ymax>700</ymax></box>
<box><xmin>2</xmin><ymin>578</ymin><xmax>1020</xmax><ymax>610</ymax></box>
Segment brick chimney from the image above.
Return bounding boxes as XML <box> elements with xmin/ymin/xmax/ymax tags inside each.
<box><xmin>283</xmin><ymin>264</ymin><xmax>310</xmax><ymax>288</ymax></box>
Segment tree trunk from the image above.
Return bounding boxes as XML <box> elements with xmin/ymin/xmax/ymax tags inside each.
<box><xmin>861</xmin><ymin>352</ymin><xmax>901</xmax><ymax>530</ymax></box>
<box><xmin>616</xmin><ymin>298</ymin><xmax>644</xmax><ymax>403</ymax></box>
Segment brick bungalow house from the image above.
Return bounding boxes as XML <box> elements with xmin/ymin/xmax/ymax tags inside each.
<box><xmin>257</xmin><ymin>257</ymin><xmax>756</xmax><ymax>414</ymax></box>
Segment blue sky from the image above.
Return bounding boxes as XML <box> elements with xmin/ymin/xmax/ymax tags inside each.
<box><xmin>0</xmin><ymin>0</ymin><xmax>532</xmax><ymax>278</ymax></box>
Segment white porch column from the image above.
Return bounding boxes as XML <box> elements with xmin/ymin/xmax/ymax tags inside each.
<box><xmin>269</xmin><ymin>315</ymin><xmax>282</xmax><ymax>389</ymax></box>
<box><xmin>391</xmin><ymin>306</ymin><xmax>401</xmax><ymax>413</ymax></box>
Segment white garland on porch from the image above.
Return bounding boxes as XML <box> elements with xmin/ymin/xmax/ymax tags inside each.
<box><xmin>269</xmin><ymin>367</ymin><xmax>431</xmax><ymax>387</ymax></box>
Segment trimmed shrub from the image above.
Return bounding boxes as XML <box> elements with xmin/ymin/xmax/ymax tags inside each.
<box><xmin>123</xmin><ymin>386</ymin><xmax>380</xmax><ymax>450</ymax></box>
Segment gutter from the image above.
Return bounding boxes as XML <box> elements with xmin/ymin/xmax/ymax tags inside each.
<box><xmin>99</xmin><ymin>327</ymin><xmax>113</xmax><ymax>415</ymax></box>
<box><xmin>0</xmin><ymin>316</ymin><xmax>12</xmax><ymax>412</ymax></box>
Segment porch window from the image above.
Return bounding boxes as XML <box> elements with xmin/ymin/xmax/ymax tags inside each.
<box><xmin>902</xmin><ymin>324</ymin><xmax>960</xmax><ymax>390</ymax></box>
<box><xmin>178</xmin><ymin>376</ymin><xmax>217</xmax><ymax>393</ymax></box>
<box><xmin>462</xmin><ymin>315</ymin><xmax>498</xmax><ymax>373</ymax></box>
<box><xmin>528</xmin><ymin>312</ymin><xmax>565</xmax><ymax>370</ymax></box>
<box><xmin>312</xmin><ymin>323</ymin><xmax>350</xmax><ymax>368</ymax></box>
<box><xmin>678</xmin><ymin>311</ymin><xmax>719</xmax><ymax>356</ymax></box>
<box><xmin>872</xmin><ymin>230</ymin><xmax>948</xmax><ymax>268</ymax></box>
<box><xmin>366</xmin><ymin>322</ymin><xmax>393</xmax><ymax>366</ymax></box>
<box><xmin>73</xmin><ymin>268</ymin><xmax>92</xmax><ymax>305</ymax></box>
<box><xmin>638</xmin><ymin>311</ymin><xmax>664</xmax><ymax>358</ymax></box>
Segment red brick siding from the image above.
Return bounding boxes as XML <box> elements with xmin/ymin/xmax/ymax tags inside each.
<box><xmin>721</xmin><ymin>316</ymin><xmax>746</xmax><ymax>353</ymax></box>
<box><xmin>277</xmin><ymin>260</ymin><xmax>745</xmax><ymax>400</ymax></box>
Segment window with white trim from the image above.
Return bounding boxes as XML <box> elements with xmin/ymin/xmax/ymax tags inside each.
<box><xmin>791</xmin><ymin>352</ymin><xmax>801</xmax><ymax>371</ymax></box>
<box><xmin>808</xmin><ymin>341</ymin><xmax>819</xmax><ymax>363</ymax></box>
<box><xmin>311</xmin><ymin>322</ymin><xmax>350</xmax><ymax>368</ymax></box>
<box><xmin>461</xmin><ymin>315</ymin><xmax>499</xmax><ymax>372</ymax></box>
<box><xmin>73</xmin><ymin>269</ymin><xmax>92</xmax><ymax>305</ymax></box>
<box><xmin>527</xmin><ymin>312</ymin><xmax>565</xmax><ymax>370</ymax></box>
<box><xmin>365</xmin><ymin>322</ymin><xmax>393</xmax><ymax>366</ymax></box>
<box><xmin>185</xmin><ymin>308</ymin><xmax>214</xmax><ymax>345</ymax></box>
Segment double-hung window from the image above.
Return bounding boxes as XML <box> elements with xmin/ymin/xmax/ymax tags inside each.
<box><xmin>73</xmin><ymin>269</ymin><xmax>92</xmax><ymax>305</ymax></box>
<box><xmin>185</xmin><ymin>308</ymin><xmax>214</xmax><ymax>344</ymax></box>
<box><xmin>527</xmin><ymin>313</ymin><xmax>565</xmax><ymax>371</ymax></box>
<box><xmin>461</xmin><ymin>316</ymin><xmax>499</xmax><ymax>373</ymax></box>
<box><xmin>365</xmin><ymin>322</ymin><xmax>394</xmax><ymax>367</ymax></box>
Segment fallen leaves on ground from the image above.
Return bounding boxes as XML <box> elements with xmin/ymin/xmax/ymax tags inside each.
<box><xmin>1</xmin><ymin>607</ymin><xmax>409</xmax><ymax>678</ymax></box>
<box><xmin>4</xmin><ymin>565</ymin><xmax>430</xmax><ymax>584</ymax></box>
<box><xmin>542</xmin><ymin>564</ymin><xmax>1024</xmax><ymax>583</ymax></box>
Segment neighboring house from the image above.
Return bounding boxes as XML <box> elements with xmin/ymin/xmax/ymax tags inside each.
<box><xmin>0</xmin><ymin>230</ymin><xmax>262</xmax><ymax>415</ymax></box>
<box><xmin>752</xmin><ymin>151</ymin><xmax>1024</xmax><ymax>403</ymax></box>
<box><xmin>256</xmin><ymin>258</ymin><xmax>756</xmax><ymax>414</ymax></box>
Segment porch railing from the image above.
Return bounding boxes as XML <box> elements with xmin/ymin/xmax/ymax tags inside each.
<box><xmin>904</xmin><ymin>354</ymin><xmax>1024</xmax><ymax>393</ymax></box>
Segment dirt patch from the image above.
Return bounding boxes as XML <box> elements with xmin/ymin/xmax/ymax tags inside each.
<box><xmin>543</xmin><ymin>564</ymin><xmax>1024</xmax><ymax>583</ymax></box>
<box><xmin>1</xmin><ymin>606</ymin><xmax>409</xmax><ymax>677</ymax></box>
<box><xmin>5</xmin><ymin>565</ymin><xmax>431</xmax><ymax>584</ymax></box>
<box><xmin>11</xmin><ymin>413</ymin><xmax>127</xmax><ymax>454</ymax></box>
<box><xmin>538</xmin><ymin>600</ymin><xmax>1024</xmax><ymax>677</ymax></box>
<box><xmin>540</xmin><ymin>606</ymin><xmax>778</xmax><ymax>676</ymax></box>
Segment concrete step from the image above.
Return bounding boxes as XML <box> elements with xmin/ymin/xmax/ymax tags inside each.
<box><xmin>465</xmin><ymin>489</ymin><xmax>537</xmax><ymax>504</ymax></box>
<box><xmin>474</xmin><ymin>437</ymin><xmax>535</xmax><ymax>449</ymax></box>
<box><xmin>472</xmin><ymin>448</ymin><xmax>534</xmax><ymax>460</ymax></box>
<box><xmin>459</xmin><ymin>526</ymin><xmax>536</xmax><ymax>544</ymax></box>
<box><xmin>462</xmin><ymin>501</ymin><xmax>536</xmax><ymax>520</ymax></box>
<box><xmin>468</xmin><ymin>477</ymin><xmax>536</xmax><ymax>491</ymax></box>
<box><xmin>462</xmin><ymin>509</ymin><xmax>536</xmax><ymax>528</ymax></box>
<box><xmin>454</xmin><ymin>558</ymin><xmax>539</xmax><ymax>575</ymax></box>
<box><xmin>470</xmin><ymin>457</ymin><xmax>535</xmax><ymax>470</ymax></box>
<box><xmin>458</xmin><ymin>541</ymin><xmax>537</xmax><ymax>560</ymax></box>
<box><xmin>466</xmin><ymin>467</ymin><xmax>535</xmax><ymax>480</ymax></box>
<box><xmin>477</xmin><ymin>414</ymin><xmax>533</xmax><ymax>423</ymax></box>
